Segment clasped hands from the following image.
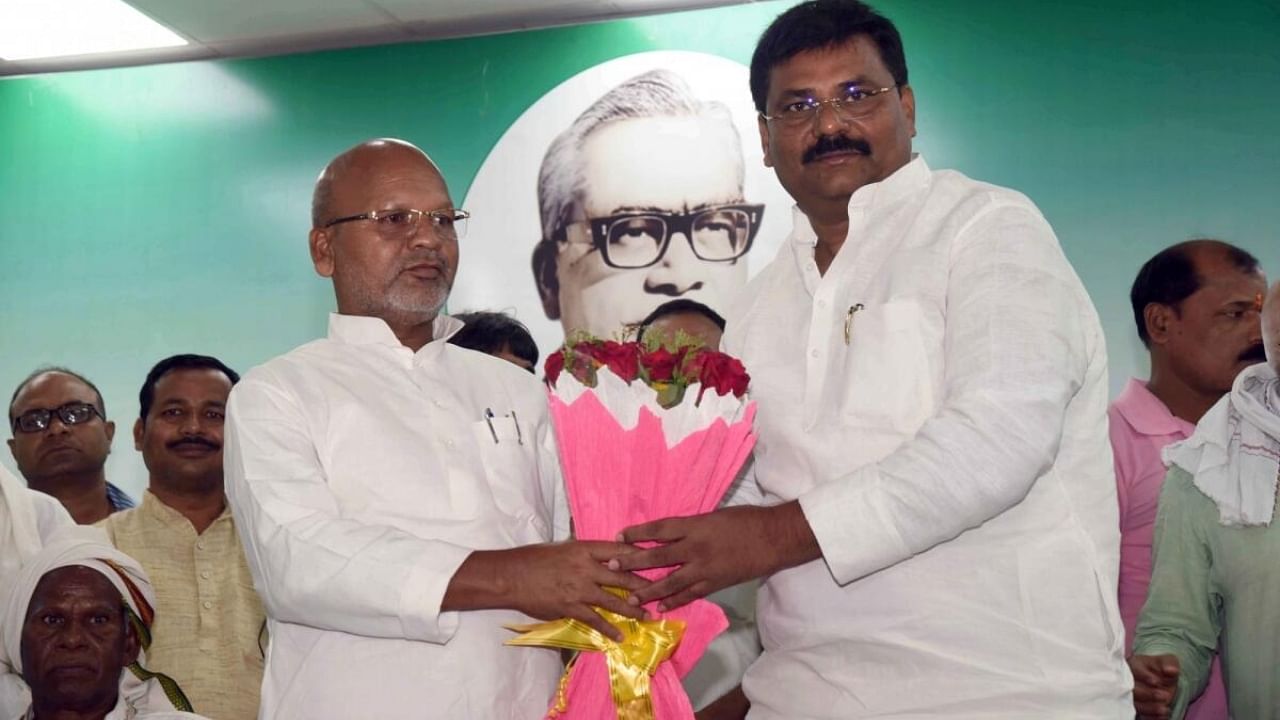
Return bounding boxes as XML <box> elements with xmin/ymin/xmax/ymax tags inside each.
<box><xmin>1128</xmin><ymin>654</ymin><xmax>1180</xmax><ymax>719</ymax></box>
<box><xmin>473</xmin><ymin>502</ymin><xmax>819</xmax><ymax>641</ymax></box>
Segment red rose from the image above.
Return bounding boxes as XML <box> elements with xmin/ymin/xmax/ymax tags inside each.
<box><xmin>544</xmin><ymin>351</ymin><xmax>565</xmax><ymax>386</ymax></box>
<box><xmin>726</xmin><ymin>357</ymin><xmax>750</xmax><ymax>396</ymax></box>
<box><xmin>598</xmin><ymin>341</ymin><xmax>640</xmax><ymax>383</ymax></box>
<box><xmin>641</xmin><ymin>347</ymin><xmax>679</xmax><ymax>382</ymax></box>
<box><xmin>573</xmin><ymin>341</ymin><xmax>607</xmax><ymax>366</ymax></box>
<box><xmin>696</xmin><ymin>352</ymin><xmax>751</xmax><ymax>402</ymax></box>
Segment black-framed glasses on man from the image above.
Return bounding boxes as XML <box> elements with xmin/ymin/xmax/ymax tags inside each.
<box><xmin>323</xmin><ymin>207</ymin><xmax>470</xmax><ymax>241</ymax></box>
<box><xmin>760</xmin><ymin>84</ymin><xmax>898</xmax><ymax>130</ymax></box>
<box><xmin>11</xmin><ymin>402</ymin><xmax>104</xmax><ymax>434</ymax></box>
<box><xmin>580</xmin><ymin>203</ymin><xmax>765</xmax><ymax>270</ymax></box>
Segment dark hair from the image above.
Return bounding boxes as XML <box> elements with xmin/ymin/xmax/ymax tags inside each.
<box><xmin>448</xmin><ymin>312</ymin><xmax>539</xmax><ymax>370</ymax></box>
<box><xmin>635</xmin><ymin>299</ymin><xmax>727</xmax><ymax>344</ymax></box>
<box><xmin>139</xmin><ymin>354</ymin><xmax>240</xmax><ymax>423</ymax></box>
<box><xmin>9</xmin><ymin>367</ymin><xmax>105</xmax><ymax>423</ymax></box>
<box><xmin>1130</xmin><ymin>239</ymin><xmax>1262</xmax><ymax>347</ymax></box>
<box><xmin>750</xmin><ymin>0</ymin><xmax>908</xmax><ymax>114</ymax></box>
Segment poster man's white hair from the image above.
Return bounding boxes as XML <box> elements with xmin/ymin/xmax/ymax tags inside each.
<box><xmin>536</xmin><ymin>69</ymin><xmax>745</xmax><ymax>241</ymax></box>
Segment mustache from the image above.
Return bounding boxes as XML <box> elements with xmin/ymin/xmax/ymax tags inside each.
<box><xmin>400</xmin><ymin>251</ymin><xmax>448</xmax><ymax>271</ymax></box>
<box><xmin>167</xmin><ymin>436</ymin><xmax>219</xmax><ymax>451</ymax></box>
<box><xmin>1239</xmin><ymin>343</ymin><xmax>1268</xmax><ymax>363</ymax></box>
<box><xmin>803</xmin><ymin>134</ymin><xmax>872</xmax><ymax>164</ymax></box>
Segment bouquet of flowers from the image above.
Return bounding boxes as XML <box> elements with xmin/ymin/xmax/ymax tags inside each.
<box><xmin>506</xmin><ymin>333</ymin><xmax>756</xmax><ymax>720</ymax></box>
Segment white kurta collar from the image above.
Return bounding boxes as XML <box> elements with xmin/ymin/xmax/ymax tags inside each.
<box><xmin>326</xmin><ymin>313</ymin><xmax>463</xmax><ymax>350</ymax></box>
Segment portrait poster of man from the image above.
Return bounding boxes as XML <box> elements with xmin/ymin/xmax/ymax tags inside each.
<box><xmin>454</xmin><ymin>51</ymin><xmax>795</xmax><ymax>357</ymax></box>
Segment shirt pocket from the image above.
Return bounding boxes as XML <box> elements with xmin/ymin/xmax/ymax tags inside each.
<box><xmin>469</xmin><ymin>416</ymin><xmax>551</xmax><ymax>544</ymax></box>
<box><xmin>839</xmin><ymin>299</ymin><xmax>935</xmax><ymax>435</ymax></box>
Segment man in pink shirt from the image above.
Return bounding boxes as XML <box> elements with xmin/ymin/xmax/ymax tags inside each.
<box><xmin>1112</xmin><ymin>239</ymin><xmax>1266</xmax><ymax>718</ymax></box>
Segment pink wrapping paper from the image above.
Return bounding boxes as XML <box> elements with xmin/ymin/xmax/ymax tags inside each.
<box><xmin>543</xmin><ymin>378</ymin><xmax>757</xmax><ymax>720</ymax></box>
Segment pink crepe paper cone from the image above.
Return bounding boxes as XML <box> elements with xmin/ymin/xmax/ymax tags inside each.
<box><xmin>536</xmin><ymin>378</ymin><xmax>757</xmax><ymax>720</ymax></box>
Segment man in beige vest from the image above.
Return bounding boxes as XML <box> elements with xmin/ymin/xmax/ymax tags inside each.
<box><xmin>99</xmin><ymin>354</ymin><xmax>264</xmax><ymax>720</ymax></box>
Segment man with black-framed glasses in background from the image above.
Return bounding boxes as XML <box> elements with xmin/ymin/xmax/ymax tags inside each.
<box><xmin>532</xmin><ymin>68</ymin><xmax>764</xmax><ymax>343</ymax></box>
<box><xmin>8</xmin><ymin>367</ymin><xmax>134</xmax><ymax>524</ymax></box>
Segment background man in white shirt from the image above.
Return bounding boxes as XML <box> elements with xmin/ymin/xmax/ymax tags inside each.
<box><xmin>615</xmin><ymin>1</ymin><xmax>1131</xmax><ymax>717</ymax></box>
<box><xmin>224</xmin><ymin>138</ymin><xmax>646</xmax><ymax>719</ymax></box>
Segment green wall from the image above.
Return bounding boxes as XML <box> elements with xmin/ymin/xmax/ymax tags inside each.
<box><xmin>2</xmin><ymin>0</ymin><xmax>1277</xmax><ymax>494</ymax></box>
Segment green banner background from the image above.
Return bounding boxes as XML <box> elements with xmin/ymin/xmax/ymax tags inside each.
<box><xmin>2</xmin><ymin>0</ymin><xmax>1277</xmax><ymax>493</ymax></box>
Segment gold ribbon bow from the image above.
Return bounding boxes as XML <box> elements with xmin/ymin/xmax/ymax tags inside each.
<box><xmin>505</xmin><ymin>589</ymin><xmax>685</xmax><ymax>720</ymax></box>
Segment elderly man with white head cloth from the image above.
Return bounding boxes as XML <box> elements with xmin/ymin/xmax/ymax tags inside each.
<box><xmin>0</xmin><ymin>526</ymin><xmax>207</xmax><ymax>720</ymax></box>
<box><xmin>1132</xmin><ymin>281</ymin><xmax>1280</xmax><ymax>719</ymax></box>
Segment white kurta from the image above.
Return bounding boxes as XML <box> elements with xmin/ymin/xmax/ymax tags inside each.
<box><xmin>724</xmin><ymin>157</ymin><xmax>1131</xmax><ymax>718</ymax></box>
<box><xmin>224</xmin><ymin>314</ymin><xmax>565</xmax><ymax>720</ymax></box>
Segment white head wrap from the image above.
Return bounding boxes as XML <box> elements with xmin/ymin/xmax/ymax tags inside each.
<box><xmin>1164</xmin><ymin>362</ymin><xmax>1280</xmax><ymax>526</ymax></box>
<box><xmin>0</xmin><ymin>526</ymin><xmax>198</xmax><ymax>720</ymax></box>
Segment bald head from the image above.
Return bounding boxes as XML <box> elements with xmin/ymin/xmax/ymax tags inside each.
<box><xmin>311</xmin><ymin>139</ymin><xmax>443</xmax><ymax>228</ymax></box>
<box><xmin>1264</xmin><ymin>281</ymin><xmax>1280</xmax><ymax>375</ymax></box>
<box><xmin>9</xmin><ymin>368</ymin><xmax>104</xmax><ymax>424</ymax></box>
<box><xmin>307</xmin><ymin>138</ymin><xmax>460</xmax><ymax>343</ymax></box>
<box><xmin>8</xmin><ymin>368</ymin><xmax>116</xmax><ymax>495</ymax></box>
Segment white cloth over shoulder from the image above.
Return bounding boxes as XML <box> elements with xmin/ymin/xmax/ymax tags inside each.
<box><xmin>0</xmin><ymin>465</ymin><xmax>41</xmax><ymax>579</ymax></box>
<box><xmin>1164</xmin><ymin>362</ymin><xmax>1280</xmax><ymax>526</ymax></box>
<box><xmin>0</xmin><ymin>526</ymin><xmax>207</xmax><ymax>720</ymax></box>
<box><xmin>0</xmin><ymin>464</ymin><xmax>71</xmax><ymax>582</ymax></box>
<box><xmin>0</xmin><ymin>464</ymin><xmax>72</xmax><ymax>716</ymax></box>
